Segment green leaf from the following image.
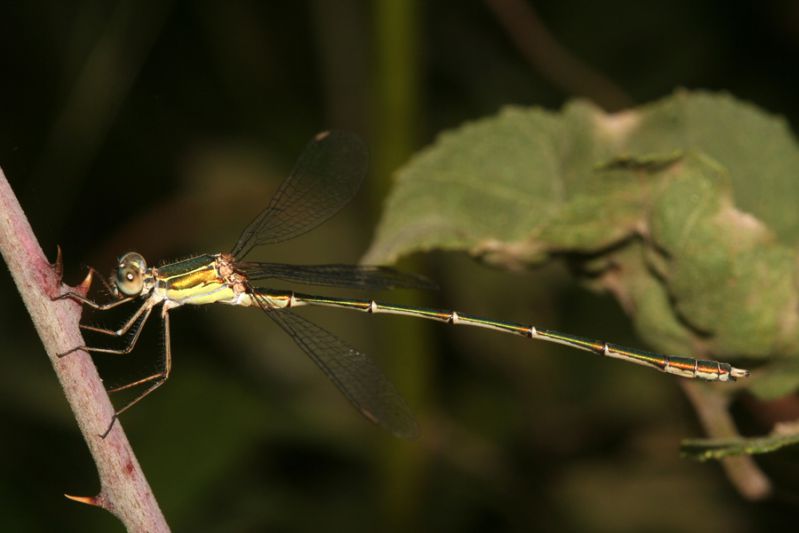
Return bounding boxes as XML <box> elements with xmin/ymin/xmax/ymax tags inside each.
<box><xmin>681</xmin><ymin>426</ymin><xmax>799</xmax><ymax>461</ymax></box>
<box><xmin>366</xmin><ymin>90</ymin><xmax>799</xmax><ymax>399</ymax></box>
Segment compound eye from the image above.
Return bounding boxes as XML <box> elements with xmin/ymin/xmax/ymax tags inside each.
<box><xmin>115</xmin><ymin>252</ymin><xmax>147</xmax><ymax>296</ymax></box>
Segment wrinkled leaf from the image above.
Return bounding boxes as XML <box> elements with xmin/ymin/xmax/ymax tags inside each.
<box><xmin>366</xmin><ymin>91</ymin><xmax>799</xmax><ymax>400</ymax></box>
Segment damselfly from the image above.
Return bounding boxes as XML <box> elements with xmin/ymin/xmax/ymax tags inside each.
<box><xmin>55</xmin><ymin>131</ymin><xmax>749</xmax><ymax>438</ymax></box>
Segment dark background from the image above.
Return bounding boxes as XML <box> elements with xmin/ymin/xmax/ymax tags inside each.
<box><xmin>1</xmin><ymin>1</ymin><xmax>798</xmax><ymax>531</ymax></box>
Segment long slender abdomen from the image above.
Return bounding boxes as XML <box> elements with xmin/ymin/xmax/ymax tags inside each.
<box><xmin>254</xmin><ymin>289</ymin><xmax>748</xmax><ymax>382</ymax></box>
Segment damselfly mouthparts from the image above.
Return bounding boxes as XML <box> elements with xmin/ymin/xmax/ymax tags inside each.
<box><xmin>54</xmin><ymin>130</ymin><xmax>749</xmax><ymax>438</ymax></box>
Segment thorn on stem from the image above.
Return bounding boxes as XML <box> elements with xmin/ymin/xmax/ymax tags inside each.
<box><xmin>78</xmin><ymin>269</ymin><xmax>94</xmax><ymax>297</ymax></box>
<box><xmin>64</xmin><ymin>492</ymin><xmax>105</xmax><ymax>508</ymax></box>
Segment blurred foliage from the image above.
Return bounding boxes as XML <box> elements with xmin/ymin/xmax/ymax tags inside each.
<box><xmin>682</xmin><ymin>423</ymin><xmax>799</xmax><ymax>461</ymax></box>
<box><xmin>366</xmin><ymin>92</ymin><xmax>799</xmax><ymax>395</ymax></box>
<box><xmin>3</xmin><ymin>1</ymin><xmax>799</xmax><ymax>532</ymax></box>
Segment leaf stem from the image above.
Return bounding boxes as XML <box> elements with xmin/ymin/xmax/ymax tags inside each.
<box><xmin>485</xmin><ymin>0</ymin><xmax>633</xmax><ymax>110</ymax></box>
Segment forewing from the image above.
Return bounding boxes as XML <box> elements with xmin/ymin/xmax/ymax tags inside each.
<box><xmin>231</xmin><ymin>131</ymin><xmax>368</xmax><ymax>259</ymax></box>
<box><xmin>239</xmin><ymin>262</ymin><xmax>437</xmax><ymax>291</ymax></box>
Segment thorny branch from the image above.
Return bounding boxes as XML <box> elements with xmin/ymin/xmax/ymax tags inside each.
<box><xmin>0</xmin><ymin>169</ymin><xmax>169</xmax><ymax>532</ymax></box>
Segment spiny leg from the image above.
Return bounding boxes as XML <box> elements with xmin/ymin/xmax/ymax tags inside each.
<box><xmin>99</xmin><ymin>307</ymin><xmax>173</xmax><ymax>438</ymax></box>
<box><xmin>56</xmin><ymin>301</ymin><xmax>155</xmax><ymax>358</ymax></box>
<box><xmin>53</xmin><ymin>290</ymin><xmax>136</xmax><ymax>311</ymax></box>
<box><xmin>53</xmin><ymin>264</ymin><xmax>132</xmax><ymax>310</ymax></box>
<box><xmin>80</xmin><ymin>298</ymin><xmax>153</xmax><ymax>337</ymax></box>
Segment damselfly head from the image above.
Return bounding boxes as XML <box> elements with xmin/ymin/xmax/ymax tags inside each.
<box><xmin>114</xmin><ymin>252</ymin><xmax>148</xmax><ymax>296</ymax></box>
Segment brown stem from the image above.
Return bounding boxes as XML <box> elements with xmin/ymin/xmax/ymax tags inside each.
<box><xmin>682</xmin><ymin>381</ymin><xmax>772</xmax><ymax>500</ymax></box>
<box><xmin>485</xmin><ymin>0</ymin><xmax>633</xmax><ymax>111</ymax></box>
<box><xmin>0</xmin><ymin>169</ymin><xmax>169</xmax><ymax>532</ymax></box>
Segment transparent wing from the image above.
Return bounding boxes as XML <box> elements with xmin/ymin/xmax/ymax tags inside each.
<box><xmin>231</xmin><ymin>131</ymin><xmax>368</xmax><ymax>259</ymax></box>
<box><xmin>255</xmin><ymin>294</ymin><xmax>418</xmax><ymax>438</ymax></box>
<box><xmin>238</xmin><ymin>262</ymin><xmax>437</xmax><ymax>291</ymax></box>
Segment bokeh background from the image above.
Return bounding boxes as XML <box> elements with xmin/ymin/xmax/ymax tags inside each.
<box><xmin>2</xmin><ymin>1</ymin><xmax>799</xmax><ymax>531</ymax></box>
